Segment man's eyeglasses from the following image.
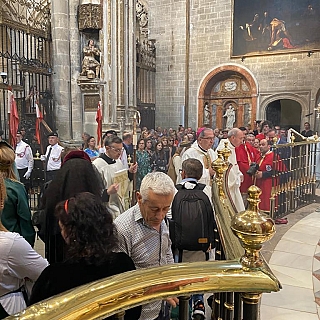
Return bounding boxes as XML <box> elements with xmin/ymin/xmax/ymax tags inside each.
<box><xmin>201</xmin><ymin>136</ymin><xmax>214</xmax><ymax>140</ymax></box>
<box><xmin>110</xmin><ymin>146</ymin><xmax>124</xmax><ymax>153</ymax></box>
<box><xmin>169</xmin><ymin>139</ymin><xmax>174</xmax><ymax>142</ymax></box>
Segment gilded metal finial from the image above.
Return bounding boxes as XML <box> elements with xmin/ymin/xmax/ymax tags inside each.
<box><xmin>290</xmin><ymin>133</ymin><xmax>295</xmax><ymax>143</ymax></box>
<box><xmin>218</xmin><ymin>141</ymin><xmax>231</xmax><ymax>162</ymax></box>
<box><xmin>272</xmin><ymin>136</ymin><xmax>278</xmax><ymax>146</ymax></box>
<box><xmin>231</xmin><ymin>185</ymin><xmax>275</xmax><ymax>269</ymax></box>
<box><xmin>35</xmin><ymin>150</ymin><xmax>40</xmax><ymax>159</ymax></box>
<box><xmin>212</xmin><ymin>152</ymin><xmax>228</xmax><ymax>199</ymax></box>
<box><xmin>127</xmin><ymin>154</ymin><xmax>132</xmax><ymax>166</ymax></box>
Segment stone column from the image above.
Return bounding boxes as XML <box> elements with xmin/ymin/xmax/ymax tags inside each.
<box><xmin>122</xmin><ymin>0</ymin><xmax>137</xmax><ymax>131</ymax></box>
<box><xmin>51</xmin><ymin>0</ymin><xmax>71</xmax><ymax>139</ymax></box>
<box><xmin>128</xmin><ymin>0</ymin><xmax>136</xmax><ymax>111</ymax></box>
<box><xmin>101</xmin><ymin>0</ymin><xmax>111</xmax><ymax>127</ymax></box>
<box><xmin>51</xmin><ymin>0</ymin><xmax>81</xmax><ymax>140</ymax></box>
<box><xmin>111</xmin><ymin>0</ymin><xmax>118</xmax><ymax>126</ymax></box>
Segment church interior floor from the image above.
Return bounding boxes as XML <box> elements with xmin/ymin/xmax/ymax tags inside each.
<box><xmin>33</xmin><ymin>196</ymin><xmax>320</xmax><ymax>320</ymax></box>
<box><xmin>261</xmin><ymin>200</ymin><xmax>320</xmax><ymax>320</ymax></box>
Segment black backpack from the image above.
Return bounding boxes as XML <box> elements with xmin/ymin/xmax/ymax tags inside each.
<box><xmin>170</xmin><ymin>182</ymin><xmax>216</xmax><ymax>252</ymax></box>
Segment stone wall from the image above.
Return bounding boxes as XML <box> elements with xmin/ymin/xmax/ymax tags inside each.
<box><xmin>148</xmin><ymin>0</ymin><xmax>320</xmax><ymax>131</ymax></box>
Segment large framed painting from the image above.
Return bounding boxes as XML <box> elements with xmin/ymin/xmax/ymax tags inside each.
<box><xmin>232</xmin><ymin>0</ymin><xmax>320</xmax><ymax>57</ymax></box>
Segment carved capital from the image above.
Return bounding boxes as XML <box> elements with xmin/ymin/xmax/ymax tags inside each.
<box><xmin>78</xmin><ymin>4</ymin><xmax>102</xmax><ymax>31</ymax></box>
<box><xmin>77</xmin><ymin>76</ymin><xmax>101</xmax><ymax>93</ymax></box>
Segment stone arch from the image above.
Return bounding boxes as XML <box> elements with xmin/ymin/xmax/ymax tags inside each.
<box><xmin>259</xmin><ymin>91</ymin><xmax>310</xmax><ymax>129</ymax></box>
<box><xmin>197</xmin><ymin>63</ymin><xmax>258</xmax><ymax>130</ymax></box>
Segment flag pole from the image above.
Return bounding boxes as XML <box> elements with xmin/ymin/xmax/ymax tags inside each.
<box><xmin>96</xmin><ymin>101</ymin><xmax>103</xmax><ymax>148</ymax></box>
<box><xmin>7</xmin><ymin>86</ymin><xmax>12</xmax><ymax>146</ymax></box>
<box><xmin>131</xmin><ymin>111</ymin><xmax>140</xmax><ymax>207</ymax></box>
<box><xmin>100</xmin><ymin>116</ymin><xmax>102</xmax><ymax>147</ymax></box>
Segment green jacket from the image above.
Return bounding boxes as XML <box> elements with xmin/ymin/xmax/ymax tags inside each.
<box><xmin>1</xmin><ymin>178</ymin><xmax>35</xmax><ymax>247</ymax></box>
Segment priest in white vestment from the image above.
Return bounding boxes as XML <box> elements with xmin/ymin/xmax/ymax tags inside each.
<box><xmin>93</xmin><ymin>135</ymin><xmax>137</xmax><ymax>219</ymax></box>
<box><xmin>182</xmin><ymin>128</ymin><xmax>217</xmax><ymax>192</ymax></box>
<box><xmin>216</xmin><ymin>128</ymin><xmax>245</xmax><ymax>213</ymax></box>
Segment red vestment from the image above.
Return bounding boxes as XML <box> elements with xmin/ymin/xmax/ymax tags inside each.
<box><xmin>236</xmin><ymin>142</ymin><xmax>260</xmax><ymax>193</ymax></box>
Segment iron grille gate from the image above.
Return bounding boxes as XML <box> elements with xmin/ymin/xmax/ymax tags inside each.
<box><xmin>0</xmin><ymin>0</ymin><xmax>53</xmax><ymax>208</ymax></box>
<box><xmin>136</xmin><ymin>39</ymin><xmax>156</xmax><ymax>130</ymax></box>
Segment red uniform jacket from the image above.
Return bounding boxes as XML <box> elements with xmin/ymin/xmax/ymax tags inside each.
<box><xmin>236</xmin><ymin>142</ymin><xmax>260</xmax><ymax>193</ymax></box>
<box><xmin>255</xmin><ymin>151</ymin><xmax>286</xmax><ymax>212</ymax></box>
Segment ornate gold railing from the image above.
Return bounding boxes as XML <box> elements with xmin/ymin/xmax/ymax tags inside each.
<box><xmin>6</xmin><ymin>142</ymin><xmax>281</xmax><ymax>320</ymax></box>
<box><xmin>269</xmin><ymin>133</ymin><xmax>319</xmax><ymax>218</ymax></box>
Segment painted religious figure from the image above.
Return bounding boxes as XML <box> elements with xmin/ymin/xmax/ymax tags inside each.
<box><xmin>203</xmin><ymin>102</ymin><xmax>211</xmax><ymax>125</ymax></box>
<box><xmin>232</xmin><ymin>1</ymin><xmax>320</xmax><ymax>57</ymax></box>
<box><xmin>223</xmin><ymin>105</ymin><xmax>236</xmax><ymax>129</ymax></box>
<box><xmin>81</xmin><ymin>39</ymin><xmax>101</xmax><ymax>78</ymax></box>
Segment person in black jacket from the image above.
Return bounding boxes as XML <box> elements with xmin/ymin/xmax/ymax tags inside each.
<box><xmin>150</xmin><ymin>141</ymin><xmax>168</xmax><ymax>173</ymax></box>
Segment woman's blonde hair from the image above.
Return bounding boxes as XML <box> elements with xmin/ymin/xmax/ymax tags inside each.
<box><xmin>0</xmin><ymin>144</ymin><xmax>17</xmax><ymax>180</ymax></box>
<box><xmin>0</xmin><ymin>143</ymin><xmax>17</xmax><ymax>212</ymax></box>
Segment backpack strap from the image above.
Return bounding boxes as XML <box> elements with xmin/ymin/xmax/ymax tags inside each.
<box><xmin>195</xmin><ymin>183</ymin><xmax>206</xmax><ymax>190</ymax></box>
<box><xmin>176</xmin><ymin>181</ymin><xmax>206</xmax><ymax>190</ymax></box>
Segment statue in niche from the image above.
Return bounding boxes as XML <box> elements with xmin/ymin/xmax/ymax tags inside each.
<box><xmin>203</xmin><ymin>102</ymin><xmax>211</xmax><ymax>125</ymax></box>
<box><xmin>81</xmin><ymin>39</ymin><xmax>101</xmax><ymax>79</ymax></box>
<box><xmin>223</xmin><ymin>105</ymin><xmax>236</xmax><ymax>129</ymax></box>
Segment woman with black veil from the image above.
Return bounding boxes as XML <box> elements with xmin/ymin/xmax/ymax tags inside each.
<box><xmin>40</xmin><ymin>150</ymin><xmax>102</xmax><ymax>263</ymax></box>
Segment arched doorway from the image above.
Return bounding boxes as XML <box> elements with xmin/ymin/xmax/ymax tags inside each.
<box><xmin>266</xmin><ymin>99</ymin><xmax>302</xmax><ymax>131</ymax></box>
<box><xmin>198</xmin><ymin>64</ymin><xmax>258</xmax><ymax>130</ymax></box>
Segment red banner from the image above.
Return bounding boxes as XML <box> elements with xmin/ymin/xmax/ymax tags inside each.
<box><xmin>7</xmin><ymin>88</ymin><xmax>19</xmax><ymax>148</ymax></box>
<box><xmin>35</xmin><ymin>103</ymin><xmax>43</xmax><ymax>145</ymax></box>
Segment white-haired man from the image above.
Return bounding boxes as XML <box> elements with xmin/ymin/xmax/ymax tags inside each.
<box><xmin>217</xmin><ymin>128</ymin><xmax>245</xmax><ymax>212</ymax></box>
<box><xmin>182</xmin><ymin>127</ymin><xmax>217</xmax><ymax>188</ymax></box>
<box><xmin>114</xmin><ymin>172</ymin><xmax>178</xmax><ymax>320</ymax></box>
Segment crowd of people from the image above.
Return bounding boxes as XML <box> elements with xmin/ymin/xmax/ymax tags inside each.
<box><xmin>0</xmin><ymin>118</ymin><xmax>315</xmax><ymax>319</ymax></box>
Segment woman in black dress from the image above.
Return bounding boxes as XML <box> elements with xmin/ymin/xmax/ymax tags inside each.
<box><xmin>30</xmin><ymin>192</ymin><xmax>141</xmax><ymax>319</ymax></box>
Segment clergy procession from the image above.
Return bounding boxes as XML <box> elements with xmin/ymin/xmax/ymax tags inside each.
<box><xmin>1</xmin><ymin>105</ymin><xmax>318</xmax><ymax>320</ymax></box>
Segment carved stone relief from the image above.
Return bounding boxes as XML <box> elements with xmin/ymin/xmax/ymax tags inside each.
<box><xmin>78</xmin><ymin>3</ymin><xmax>102</xmax><ymax>30</ymax></box>
<box><xmin>136</xmin><ymin>0</ymin><xmax>148</xmax><ymax>27</ymax></box>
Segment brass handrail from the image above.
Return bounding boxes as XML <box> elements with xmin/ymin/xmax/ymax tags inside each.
<box><xmin>6</xmin><ymin>259</ymin><xmax>280</xmax><ymax>320</ymax></box>
<box><xmin>6</xmin><ymin>141</ymin><xmax>282</xmax><ymax>320</ymax></box>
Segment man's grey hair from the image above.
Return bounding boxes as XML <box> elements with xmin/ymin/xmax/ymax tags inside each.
<box><xmin>246</xmin><ymin>133</ymin><xmax>255</xmax><ymax>138</ymax></box>
<box><xmin>140</xmin><ymin>172</ymin><xmax>175</xmax><ymax>202</ymax></box>
<box><xmin>228</xmin><ymin>128</ymin><xmax>241</xmax><ymax>138</ymax></box>
<box><xmin>198</xmin><ymin>128</ymin><xmax>213</xmax><ymax>139</ymax></box>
